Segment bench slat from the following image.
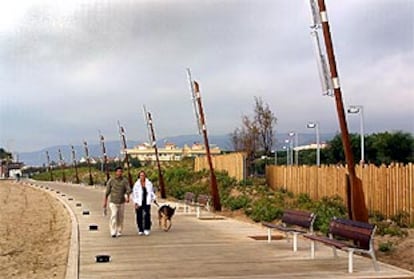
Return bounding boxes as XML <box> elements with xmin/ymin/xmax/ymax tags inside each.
<box><xmin>304</xmin><ymin>234</ymin><xmax>348</xmax><ymax>249</ymax></box>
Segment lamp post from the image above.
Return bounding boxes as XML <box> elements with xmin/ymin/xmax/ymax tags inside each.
<box><xmin>347</xmin><ymin>105</ymin><xmax>365</xmax><ymax>165</ymax></box>
<box><xmin>289</xmin><ymin>131</ymin><xmax>299</xmax><ymax>165</ymax></box>
<box><xmin>58</xmin><ymin>149</ymin><xmax>66</xmax><ymax>182</ymax></box>
<box><xmin>283</xmin><ymin>143</ymin><xmax>289</xmax><ymax>166</ymax></box>
<box><xmin>308</xmin><ymin>0</ymin><xmax>368</xmax><ymax>222</ymax></box>
<box><xmin>307</xmin><ymin>121</ymin><xmax>320</xmax><ymax>166</ymax></box>
<box><xmin>272</xmin><ymin>149</ymin><xmax>277</xmax><ymax>165</ymax></box>
<box><xmin>187</xmin><ymin>68</ymin><xmax>221</xmax><ymax>211</ymax></box>
<box><xmin>71</xmin><ymin>145</ymin><xmax>80</xmax><ymax>184</ymax></box>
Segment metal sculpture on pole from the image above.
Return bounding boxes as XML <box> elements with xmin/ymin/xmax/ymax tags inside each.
<box><xmin>58</xmin><ymin>148</ymin><xmax>66</xmax><ymax>182</ymax></box>
<box><xmin>308</xmin><ymin>0</ymin><xmax>368</xmax><ymax>222</ymax></box>
<box><xmin>186</xmin><ymin>68</ymin><xmax>221</xmax><ymax>211</ymax></box>
<box><xmin>143</xmin><ymin>106</ymin><xmax>166</xmax><ymax>198</ymax></box>
<box><xmin>117</xmin><ymin>121</ymin><xmax>133</xmax><ymax>188</ymax></box>
<box><xmin>83</xmin><ymin>140</ymin><xmax>94</xmax><ymax>185</ymax></box>
<box><xmin>71</xmin><ymin>145</ymin><xmax>80</xmax><ymax>184</ymax></box>
<box><xmin>99</xmin><ymin>131</ymin><xmax>110</xmax><ymax>183</ymax></box>
<box><xmin>45</xmin><ymin>151</ymin><xmax>54</xmax><ymax>181</ymax></box>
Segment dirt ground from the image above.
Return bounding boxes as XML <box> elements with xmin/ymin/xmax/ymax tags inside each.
<box><xmin>375</xmin><ymin>229</ymin><xmax>414</xmax><ymax>272</ymax></box>
<box><xmin>220</xmin><ymin>208</ymin><xmax>414</xmax><ymax>273</ymax></box>
<box><xmin>0</xmin><ymin>181</ymin><xmax>71</xmax><ymax>279</ymax></box>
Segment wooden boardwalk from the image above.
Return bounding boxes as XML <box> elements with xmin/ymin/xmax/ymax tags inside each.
<box><xmin>26</xmin><ymin>180</ymin><xmax>414</xmax><ymax>279</ymax></box>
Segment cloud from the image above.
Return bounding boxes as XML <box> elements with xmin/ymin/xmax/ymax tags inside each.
<box><xmin>0</xmin><ymin>0</ymin><xmax>412</xmax><ymax>152</ymax></box>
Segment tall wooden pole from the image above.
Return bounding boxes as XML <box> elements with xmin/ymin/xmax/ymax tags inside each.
<box><xmin>118</xmin><ymin>123</ymin><xmax>133</xmax><ymax>188</ymax></box>
<box><xmin>45</xmin><ymin>151</ymin><xmax>54</xmax><ymax>181</ymax></box>
<box><xmin>58</xmin><ymin>149</ymin><xmax>66</xmax><ymax>182</ymax></box>
<box><xmin>193</xmin><ymin>81</ymin><xmax>221</xmax><ymax>211</ymax></box>
<box><xmin>71</xmin><ymin>145</ymin><xmax>80</xmax><ymax>184</ymax></box>
<box><xmin>83</xmin><ymin>140</ymin><xmax>94</xmax><ymax>185</ymax></box>
<box><xmin>145</xmin><ymin>110</ymin><xmax>166</xmax><ymax>198</ymax></box>
<box><xmin>99</xmin><ymin>132</ymin><xmax>110</xmax><ymax>183</ymax></box>
<box><xmin>316</xmin><ymin>0</ymin><xmax>368</xmax><ymax>222</ymax></box>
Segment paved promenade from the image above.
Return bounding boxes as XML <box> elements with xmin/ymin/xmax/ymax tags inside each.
<box><xmin>27</xmin><ymin>180</ymin><xmax>414</xmax><ymax>279</ymax></box>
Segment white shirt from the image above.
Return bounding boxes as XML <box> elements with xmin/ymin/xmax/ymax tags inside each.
<box><xmin>132</xmin><ymin>178</ymin><xmax>156</xmax><ymax>206</ymax></box>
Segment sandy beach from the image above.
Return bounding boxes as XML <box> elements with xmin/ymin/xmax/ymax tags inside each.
<box><xmin>0</xmin><ymin>181</ymin><xmax>71</xmax><ymax>279</ymax></box>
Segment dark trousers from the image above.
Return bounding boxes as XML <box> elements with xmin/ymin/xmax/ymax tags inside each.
<box><xmin>136</xmin><ymin>205</ymin><xmax>151</xmax><ymax>232</ymax></box>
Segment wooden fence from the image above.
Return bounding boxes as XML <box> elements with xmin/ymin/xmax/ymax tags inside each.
<box><xmin>266</xmin><ymin>163</ymin><xmax>414</xmax><ymax>223</ymax></box>
<box><xmin>194</xmin><ymin>152</ymin><xmax>247</xmax><ymax>181</ymax></box>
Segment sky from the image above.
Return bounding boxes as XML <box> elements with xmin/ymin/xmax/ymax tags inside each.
<box><xmin>0</xmin><ymin>0</ymin><xmax>413</xmax><ymax>153</ymax></box>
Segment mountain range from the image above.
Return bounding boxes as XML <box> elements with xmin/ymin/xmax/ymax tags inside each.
<box><xmin>18</xmin><ymin>133</ymin><xmax>336</xmax><ymax>166</ymax></box>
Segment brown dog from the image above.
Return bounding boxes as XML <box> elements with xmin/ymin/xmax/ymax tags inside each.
<box><xmin>158</xmin><ymin>204</ymin><xmax>176</xmax><ymax>232</ymax></box>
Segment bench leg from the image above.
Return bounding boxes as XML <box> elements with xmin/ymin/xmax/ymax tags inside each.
<box><xmin>196</xmin><ymin>206</ymin><xmax>200</xmax><ymax>218</ymax></box>
<box><xmin>310</xmin><ymin>240</ymin><xmax>315</xmax><ymax>259</ymax></box>
<box><xmin>332</xmin><ymin>247</ymin><xmax>338</xmax><ymax>258</ymax></box>
<box><xmin>348</xmin><ymin>249</ymin><xmax>354</xmax><ymax>273</ymax></box>
<box><xmin>370</xmin><ymin>250</ymin><xmax>380</xmax><ymax>272</ymax></box>
<box><xmin>267</xmin><ymin>228</ymin><xmax>272</xmax><ymax>243</ymax></box>
<box><xmin>293</xmin><ymin>233</ymin><xmax>298</xmax><ymax>252</ymax></box>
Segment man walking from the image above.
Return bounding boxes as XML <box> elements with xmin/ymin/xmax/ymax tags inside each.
<box><xmin>103</xmin><ymin>167</ymin><xmax>131</xmax><ymax>238</ymax></box>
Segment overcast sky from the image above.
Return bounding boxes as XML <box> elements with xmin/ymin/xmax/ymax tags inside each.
<box><xmin>0</xmin><ymin>0</ymin><xmax>413</xmax><ymax>153</ymax></box>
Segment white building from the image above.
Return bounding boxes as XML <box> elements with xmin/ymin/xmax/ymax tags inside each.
<box><xmin>125</xmin><ymin>142</ymin><xmax>221</xmax><ymax>162</ymax></box>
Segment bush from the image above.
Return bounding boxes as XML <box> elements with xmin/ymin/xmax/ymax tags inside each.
<box><xmin>245</xmin><ymin>197</ymin><xmax>283</xmax><ymax>222</ymax></box>
<box><xmin>295</xmin><ymin>193</ymin><xmax>313</xmax><ymax>210</ymax></box>
<box><xmin>224</xmin><ymin>195</ymin><xmax>251</xmax><ymax>211</ymax></box>
<box><xmin>378</xmin><ymin>241</ymin><xmax>394</xmax><ymax>253</ymax></box>
<box><xmin>312</xmin><ymin>196</ymin><xmax>347</xmax><ymax>234</ymax></box>
<box><xmin>391</xmin><ymin>211</ymin><xmax>411</xmax><ymax>228</ymax></box>
<box><xmin>376</xmin><ymin>221</ymin><xmax>408</xmax><ymax>237</ymax></box>
<box><xmin>369</xmin><ymin>210</ymin><xmax>386</xmax><ymax>223</ymax></box>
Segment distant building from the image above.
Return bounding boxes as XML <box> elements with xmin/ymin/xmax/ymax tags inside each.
<box><xmin>294</xmin><ymin>143</ymin><xmax>328</xmax><ymax>151</ymax></box>
<box><xmin>0</xmin><ymin>160</ymin><xmax>24</xmax><ymax>179</ymax></box>
<box><xmin>125</xmin><ymin>142</ymin><xmax>221</xmax><ymax>162</ymax></box>
<box><xmin>79</xmin><ymin>157</ymin><xmax>98</xmax><ymax>164</ymax></box>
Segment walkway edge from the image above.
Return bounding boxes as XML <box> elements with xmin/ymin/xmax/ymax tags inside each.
<box><xmin>57</xmin><ymin>189</ymin><xmax>80</xmax><ymax>279</ymax></box>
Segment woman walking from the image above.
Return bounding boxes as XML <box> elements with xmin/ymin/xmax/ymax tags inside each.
<box><xmin>132</xmin><ymin>170</ymin><xmax>157</xmax><ymax>235</ymax></box>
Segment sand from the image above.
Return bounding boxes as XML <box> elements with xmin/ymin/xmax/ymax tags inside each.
<box><xmin>0</xmin><ymin>181</ymin><xmax>71</xmax><ymax>279</ymax></box>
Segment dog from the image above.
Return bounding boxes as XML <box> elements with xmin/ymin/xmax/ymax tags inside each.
<box><xmin>158</xmin><ymin>204</ymin><xmax>176</xmax><ymax>232</ymax></box>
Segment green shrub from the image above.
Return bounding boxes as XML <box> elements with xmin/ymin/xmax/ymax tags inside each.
<box><xmin>391</xmin><ymin>211</ymin><xmax>411</xmax><ymax>228</ymax></box>
<box><xmin>369</xmin><ymin>210</ymin><xmax>386</xmax><ymax>223</ymax></box>
<box><xmin>376</xmin><ymin>222</ymin><xmax>408</xmax><ymax>237</ymax></box>
<box><xmin>378</xmin><ymin>241</ymin><xmax>394</xmax><ymax>252</ymax></box>
<box><xmin>245</xmin><ymin>197</ymin><xmax>283</xmax><ymax>222</ymax></box>
<box><xmin>239</xmin><ymin>178</ymin><xmax>254</xmax><ymax>186</ymax></box>
<box><xmin>312</xmin><ymin>196</ymin><xmax>347</xmax><ymax>234</ymax></box>
<box><xmin>224</xmin><ymin>195</ymin><xmax>251</xmax><ymax>211</ymax></box>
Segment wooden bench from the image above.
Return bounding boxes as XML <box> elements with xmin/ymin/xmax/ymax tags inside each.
<box><xmin>262</xmin><ymin>210</ymin><xmax>316</xmax><ymax>252</ymax></box>
<box><xmin>303</xmin><ymin>217</ymin><xmax>379</xmax><ymax>273</ymax></box>
<box><xmin>195</xmin><ymin>194</ymin><xmax>210</xmax><ymax>218</ymax></box>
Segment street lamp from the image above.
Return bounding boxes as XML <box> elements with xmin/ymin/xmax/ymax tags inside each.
<box><xmin>307</xmin><ymin>121</ymin><xmax>320</xmax><ymax>166</ymax></box>
<box><xmin>283</xmin><ymin>145</ymin><xmax>289</xmax><ymax>166</ymax></box>
<box><xmin>289</xmin><ymin>131</ymin><xmax>299</xmax><ymax>165</ymax></box>
<box><xmin>347</xmin><ymin>105</ymin><xmax>365</xmax><ymax>164</ymax></box>
<box><xmin>271</xmin><ymin>149</ymin><xmax>277</xmax><ymax>165</ymax></box>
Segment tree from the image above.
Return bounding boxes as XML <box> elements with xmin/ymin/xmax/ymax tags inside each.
<box><xmin>0</xmin><ymin>148</ymin><xmax>12</xmax><ymax>160</ymax></box>
<box><xmin>369</xmin><ymin>131</ymin><xmax>413</xmax><ymax>165</ymax></box>
<box><xmin>230</xmin><ymin>97</ymin><xmax>277</xmax><ymax>174</ymax></box>
<box><xmin>323</xmin><ymin>131</ymin><xmax>413</xmax><ymax>165</ymax></box>
<box><xmin>324</xmin><ymin>133</ymin><xmax>360</xmax><ymax>164</ymax></box>
<box><xmin>254</xmin><ymin>97</ymin><xmax>277</xmax><ymax>156</ymax></box>
<box><xmin>230</xmin><ymin>116</ymin><xmax>259</xmax><ymax>172</ymax></box>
